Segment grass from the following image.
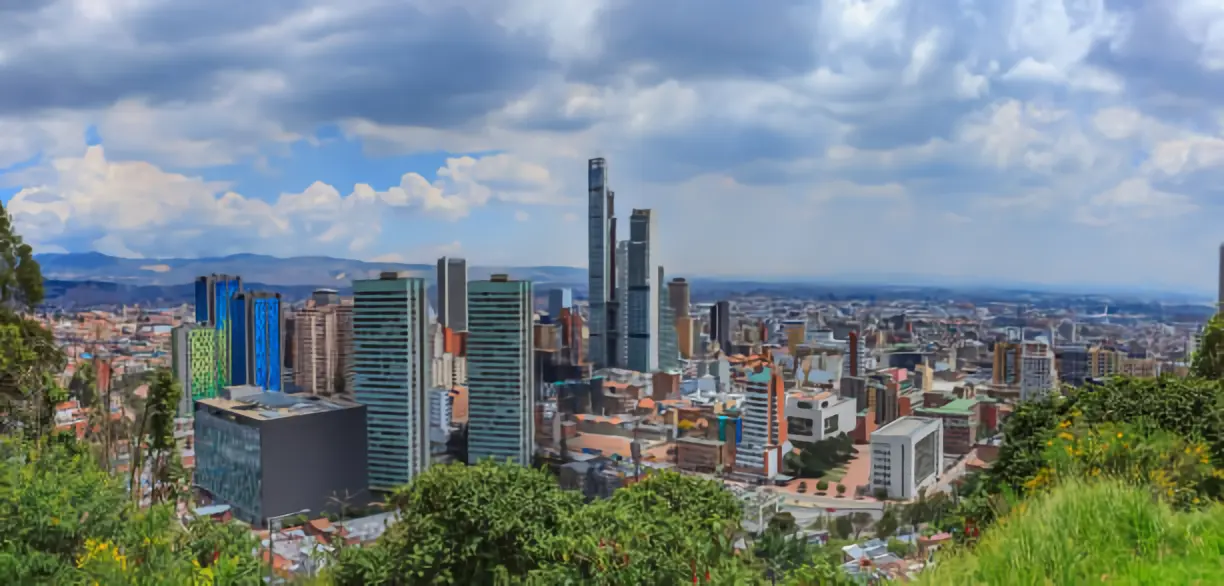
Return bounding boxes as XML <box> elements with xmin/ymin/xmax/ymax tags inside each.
<box><xmin>918</xmin><ymin>480</ymin><xmax>1224</xmax><ymax>585</ymax></box>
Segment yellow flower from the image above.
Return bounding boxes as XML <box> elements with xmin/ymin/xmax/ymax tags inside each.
<box><xmin>1193</xmin><ymin>497</ymin><xmax>1202</xmax><ymax>504</ymax></box>
<box><xmin>1046</xmin><ymin>440</ymin><xmax>1053</xmax><ymax>446</ymax></box>
<box><xmin>1058</xmin><ymin>420</ymin><xmax>1071</xmax><ymax>429</ymax></box>
<box><xmin>1058</xmin><ymin>432</ymin><xmax>1075</xmax><ymax>442</ymax></box>
<box><xmin>1116</xmin><ymin>432</ymin><xmax>1123</xmax><ymax>439</ymax></box>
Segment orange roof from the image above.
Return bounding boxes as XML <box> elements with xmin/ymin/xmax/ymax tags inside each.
<box><xmin>638</xmin><ymin>398</ymin><xmax>656</xmax><ymax>410</ymax></box>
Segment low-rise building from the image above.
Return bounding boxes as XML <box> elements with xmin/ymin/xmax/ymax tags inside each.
<box><xmin>915</xmin><ymin>398</ymin><xmax>979</xmax><ymax>454</ymax></box>
<box><xmin>869</xmin><ymin>416</ymin><xmax>942</xmax><ymax>500</ymax></box>
<box><xmin>675</xmin><ymin>436</ymin><xmax>733</xmax><ymax>474</ymax></box>
<box><xmin>784</xmin><ymin>391</ymin><xmax>857</xmax><ymax>444</ymax></box>
<box><xmin>194</xmin><ymin>391</ymin><xmax>368</xmax><ymax>527</ymax></box>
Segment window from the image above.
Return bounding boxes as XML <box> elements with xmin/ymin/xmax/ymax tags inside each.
<box><xmin>823</xmin><ymin>415</ymin><xmax>839</xmax><ymax>434</ymax></box>
<box><xmin>787</xmin><ymin>416</ymin><xmax>814</xmax><ymax>436</ymax></box>
<box><xmin>796</xmin><ymin>401</ymin><xmax>813</xmax><ymax>410</ymax></box>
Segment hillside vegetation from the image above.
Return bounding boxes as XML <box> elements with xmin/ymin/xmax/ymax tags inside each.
<box><xmin>921</xmin><ymin>480</ymin><xmax>1224</xmax><ymax>585</ymax></box>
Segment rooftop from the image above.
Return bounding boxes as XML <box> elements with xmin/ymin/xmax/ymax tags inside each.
<box><xmin>197</xmin><ymin>392</ymin><xmax>362</xmax><ymax>421</ymax></box>
<box><xmin>873</xmin><ymin>416</ymin><xmax>940</xmax><ymax>439</ymax></box>
<box><xmin>919</xmin><ymin>398</ymin><xmax>978</xmax><ymax>415</ymax></box>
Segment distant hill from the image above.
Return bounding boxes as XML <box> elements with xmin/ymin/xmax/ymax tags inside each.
<box><xmin>35</xmin><ymin>252</ymin><xmax>587</xmax><ymax>288</ymax></box>
<box><xmin>32</xmin><ymin>252</ymin><xmax>591</xmax><ymax>308</ymax></box>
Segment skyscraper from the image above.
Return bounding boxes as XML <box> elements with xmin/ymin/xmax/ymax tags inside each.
<box><xmin>436</xmin><ymin>256</ymin><xmax>468</xmax><ymax>331</ymax></box>
<box><xmin>710</xmin><ymin>300</ymin><xmax>732</xmax><ymax>352</ymax></box>
<box><xmin>1218</xmin><ymin>243</ymin><xmax>1224</xmax><ymax>314</ymax></box>
<box><xmin>657</xmin><ymin>266</ymin><xmax>680</xmax><ymax>372</ymax></box>
<box><xmin>194</xmin><ymin>274</ymin><xmax>242</xmax><ymax>388</ymax></box>
<box><xmin>548</xmin><ymin>288</ymin><xmax>572</xmax><ymax>319</ymax></box>
<box><xmin>229</xmin><ymin>291</ymin><xmax>284</xmax><ymax>392</ymax></box>
<box><xmin>668</xmin><ymin>278</ymin><xmax>690</xmax><ymax>318</ymax></box>
<box><xmin>171</xmin><ymin>324</ymin><xmax>218</xmax><ymax>416</ymax></box>
<box><xmin>293</xmin><ymin>294</ymin><xmax>352</xmax><ymax>396</ymax></box>
<box><xmin>467</xmin><ymin>275</ymin><xmax>535</xmax><ymax>465</ymax></box>
<box><xmin>627</xmin><ymin>209</ymin><xmax>660</xmax><ymax>373</ymax></box>
<box><xmin>587</xmin><ymin>158</ymin><xmax>611</xmax><ymax>368</ymax></box>
<box><xmin>353</xmin><ymin>272</ymin><xmax>432</xmax><ymax>491</ymax></box>
<box><xmin>615</xmin><ymin>240</ymin><xmax>629</xmax><ymax>368</ymax></box>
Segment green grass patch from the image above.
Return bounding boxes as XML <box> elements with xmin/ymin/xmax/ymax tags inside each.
<box><xmin>919</xmin><ymin>480</ymin><xmax>1224</xmax><ymax>585</ymax></box>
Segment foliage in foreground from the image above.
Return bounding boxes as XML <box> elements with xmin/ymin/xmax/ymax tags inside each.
<box><xmin>956</xmin><ymin>375</ymin><xmax>1224</xmax><ymax>529</ymax></box>
<box><xmin>920</xmin><ymin>480</ymin><xmax>1224</xmax><ymax>585</ymax></box>
<box><xmin>0</xmin><ymin>436</ymin><xmax>263</xmax><ymax>585</ymax></box>
<box><xmin>326</xmin><ymin>460</ymin><xmax>851</xmax><ymax>585</ymax></box>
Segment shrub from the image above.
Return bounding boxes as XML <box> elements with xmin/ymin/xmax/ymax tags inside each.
<box><xmin>816</xmin><ymin>480</ymin><xmax>829</xmax><ymax>492</ymax></box>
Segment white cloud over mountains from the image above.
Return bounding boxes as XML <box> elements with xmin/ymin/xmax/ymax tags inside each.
<box><xmin>0</xmin><ymin>0</ymin><xmax>1223</xmax><ymax>289</ymax></box>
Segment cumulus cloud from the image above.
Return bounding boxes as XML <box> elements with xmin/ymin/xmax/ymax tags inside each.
<box><xmin>1</xmin><ymin>0</ymin><xmax>1224</xmax><ymax>288</ymax></box>
<box><xmin>6</xmin><ymin>146</ymin><xmax>564</xmax><ymax>258</ymax></box>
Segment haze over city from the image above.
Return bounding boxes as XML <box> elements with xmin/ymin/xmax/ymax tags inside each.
<box><xmin>1</xmin><ymin>1</ymin><xmax>1221</xmax><ymax>293</ymax></box>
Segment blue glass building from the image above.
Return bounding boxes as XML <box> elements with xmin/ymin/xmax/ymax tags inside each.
<box><xmin>230</xmin><ymin>291</ymin><xmax>283</xmax><ymax>391</ymax></box>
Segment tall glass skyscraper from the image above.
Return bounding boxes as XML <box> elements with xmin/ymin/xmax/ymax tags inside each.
<box><xmin>467</xmin><ymin>275</ymin><xmax>535</xmax><ymax>465</ymax></box>
<box><xmin>353</xmin><ymin>272</ymin><xmax>431</xmax><ymax>491</ymax></box>
<box><xmin>627</xmin><ymin>209</ymin><xmax>659</xmax><ymax>373</ymax></box>
<box><xmin>229</xmin><ymin>291</ymin><xmax>284</xmax><ymax>392</ymax></box>
<box><xmin>436</xmin><ymin>256</ymin><xmax>468</xmax><ymax>331</ymax></box>
<box><xmin>194</xmin><ymin>274</ymin><xmax>242</xmax><ymax>388</ymax></box>
<box><xmin>588</xmin><ymin>158</ymin><xmax>611</xmax><ymax>368</ymax></box>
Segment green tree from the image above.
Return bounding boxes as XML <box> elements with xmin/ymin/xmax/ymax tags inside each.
<box><xmin>836</xmin><ymin>483</ymin><xmax>846</xmax><ymax>496</ymax></box>
<box><xmin>0</xmin><ymin>201</ymin><xmax>44</xmax><ymax>311</ymax></box>
<box><xmin>849</xmin><ymin>511</ymin><xmax>873</xmax><ymax>540</ymax></box>
<box><xmin>0</xmin><ymin>436</ymin><xmax>262</xmax><ymax>584</ymax></box>
<box><xmin>816</xmin><ymin>480</ymin><xmax>829</xmax><ymax>493</ymax></box>
<box><xmin>875</xmin><ymin>506</ymin><xmax>899</xmax><ymax>539</ymax></box>
<box><xmin>832</xmin><ymin>515</ymin><xmax>853</xmax><ymax>540</ymax></box>
<box><xmin>1192</xmin><ymin>314</ymin><xmax>1224</xmax><ymax>379</ymax></box>
<box><xmin>768</xmin><ymin>511</ymin><xmax>798</xmax><ymax>534</ymax></box>
<box><xmin>130</xmin><ymin>368</ymin><xmax>183</xmax><ymax>505</ymax></box>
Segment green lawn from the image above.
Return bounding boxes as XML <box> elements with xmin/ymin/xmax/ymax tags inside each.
<box><xmin>918</xmin><ymin>480</ymin><xmax>1224</xmax><ymax>585</ymax></box>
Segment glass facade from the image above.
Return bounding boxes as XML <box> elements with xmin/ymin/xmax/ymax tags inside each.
<box><xmin>195</xmin><ymin>410</ymin><xmax>262</xmax><ymax>522</ymax></box>
<box><xmin>914</xmin><ymin>431</ymin><xmax>938</xmax><ymax>483</ymax></box>
<box><xmin>587</xmin><ymin>158</ymin><xmax>609</xmax><ymax>368</ymax></box>
<box><xmin>467</xmin><ymin>278</ymin><xmax>535</xmax><ymax>465</ymax></box>
<box><xmin>352</xmin><ymin>276</ymin><xmax>431</xmax><ymax>491</ymax></box>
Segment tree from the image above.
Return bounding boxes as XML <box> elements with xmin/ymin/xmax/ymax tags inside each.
<box><xmin>129</xmin><ymin>368</ymin><xmax>183</xmax><ymax>505</ymax></box>
<box><xmin>816</xmin><ymin>480</ymin><xmax>829</xmax><ymax>493</ymax></box>
<box><xmin>768</xmin><ymin>512</ymin><xmax>798</xmax><ymax>534</ymax></box>
<box><xmin>849</xmin><ymin>512</ymin><xmax>873</xmax><ymax>540</ymax></box>
<box><xmin>832</xmin><ymin>515</ymin><xmax>853</xmax><ymax>540</ymax></box>
<box><xmin>0</xmin><ymin>201</ymin><xmax>44</xmax><ymax>312</ymax></box>
<box><xmin>797</xmin><ymin>481</ymin><xmax>807</xmax><ymax>493</ymax></box>
<box><xmin>1192</xmin><ymin>314</ymin><xmax>1224</xmax><ymax>379</ymax></box>
<box><xmin>0</xmin><ymin>436</ymin><xmax>262</xmax><ymax>584</ymax></box>
<box><xmin>836</xmin><ymin>483</ymin><xmax>847</xmax><ymax>497</ymax></box>
<box><xmin>329</xmin><ymin>462</ymin><xmax>838</xmax><ymax>585</ymax></box>
<box><xmin>875</xmin><ymin>507</ymin><xmax>899</xmax><ymax>539</ymax></box>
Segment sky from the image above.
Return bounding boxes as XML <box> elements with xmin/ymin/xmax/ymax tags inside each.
<box><xmin>1</xmin><ymin>0</ymin><xmax>1223</xmax><ymax>293</ymax></box>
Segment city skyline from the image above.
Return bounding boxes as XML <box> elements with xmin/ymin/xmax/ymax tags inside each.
<box><xmin>1</xmin><ymin>1</ymin><xmax>1223</xmax><ymax>291</ymax></box>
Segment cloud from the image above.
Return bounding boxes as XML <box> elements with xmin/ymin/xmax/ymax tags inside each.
<box><xmin>2</xmin><ymin>0</ymin><xmax>1224</xmax><ymax>290</ymax></box>
<box><xmin>7</xmin><ymin>146</ymin><xmax>564</xmax><ymax>258</ymax></box>
<box><xmin>514</xmin><ymin>210</ymin><xmax>530</xmax><ymax>222</ymax></box>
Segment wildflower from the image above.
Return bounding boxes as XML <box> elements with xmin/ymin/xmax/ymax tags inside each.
<box><xmin>1046</xmin><ymin>440</ymin><xmax>1053</xmax><ymax>447</ymax></box>
<box><xmin>1058</xmin><ymin>432</ymin><xmax>1075</xmax><ymax>442</ymax></box>
<box><xmin>1116</xmin><ymin>432</ymin><xmax>1123</xmax><ymax>439</ymax></box>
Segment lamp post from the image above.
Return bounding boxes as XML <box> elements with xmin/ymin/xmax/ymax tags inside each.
<box><xmin>265</xmin><ymin>509</ymin><xmax>310</xmax><ymax>584</ymax></box>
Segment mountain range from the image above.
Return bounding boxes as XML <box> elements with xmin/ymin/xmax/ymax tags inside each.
<box><xmin>34</xmin><ymin>252</ymin><xmax>588</xmax><ymax>307</ymax></box>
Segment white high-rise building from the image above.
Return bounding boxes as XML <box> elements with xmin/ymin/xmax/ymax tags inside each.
<box><xmin>352</xmin><ymin>272</ymin><xmax>432</xmax><ymax>491</ymax></box>
<box><xmin>1020</xmin><ymin>341</ymin><xmax>1057</xmax><ymax>401</ymax></box>
<box><xmin>627</xmin><ymin>209</ymin><xmax>660</xmax><ymax>373</ymax></box>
